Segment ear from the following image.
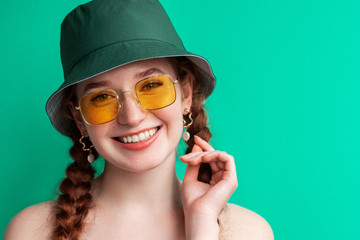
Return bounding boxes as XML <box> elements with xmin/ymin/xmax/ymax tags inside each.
<box><xmin>68</xmin><ymin>101</ymin><xmax>87</xmax><ymax>134</ymax></box>
<box><xmin>181</xmin><ymin>72</ymin><xmax>193</xmax><ymax>113</ymax></box>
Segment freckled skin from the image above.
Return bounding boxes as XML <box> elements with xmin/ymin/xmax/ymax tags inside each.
<box><xmin>74</xmin><ymin>58</ymin><xmax>188</xmax><ymax>173</ymax></box>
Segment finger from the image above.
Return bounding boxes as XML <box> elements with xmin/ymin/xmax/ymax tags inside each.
<box><xmin>202</xmin><ymin>151</ymin><xmax>236</xmax><ymax>174</ymax></box>
<box><xmin>179</xmin><ymin>152</ymin><xmax>204</xmax><ymax>162</ymax></box>
<box><xmin>192</xmin><ymin>143</ymin><xmax>203</xmax><ymax>153</ymax></box>
<box><xmin>215</xmin><ymin>160</ymin><xmax>225</xmax><ymax>170</ymax></box>
<box><xmin>207</xmin><ymin>159</ymin><xmax>225</xmax><ymax>176</ymax></box>
<box><xmin>201</xmin><ymin>151</ymin><xmax>230</xmax><ymax>163</ymax></box>
<box><xmin>180</xmin><ymin>143</ymin><xmax>204</xmax><ymax>162</ymax></box>
<box><xmin>204</xmin><ymin>176</ymin><xmax>238</xmax><ymax>210</ymax></box>
<box><xmin>202</xmin><ymin>154</ymin><xmax>238</xmax><ymax>206</ymax></box>
<box><xmin>182</xmin><ymin>162</ymin><xmax>201</xmax><ymax>182</ymax></box>
<box><xmin>182</xmin><ymin>152</ymin><xmax>210</xmax><ymax>165</ymax></box>
<box><xmin>194</xmin><ymin>135</ymin><xmax>214</xmax><ymax>152</ymax></box>
<box><xmin>187</xmin><ymin>151</ymin><xmax>236</xmax><ymax>177</ymax></box>
<box><xmin>182</xmin><ymin>153</ymin><xmax>220</xmax><ymax>171</ymax></box>
<box><xmin>209</xmin><ymin>161</ymin><xmax>221</xmax><ymax>172</ymax></box>
<box><xmin>182</xmin><ymin>150</ymin><xmax>236</xmax><ymax>178</ymax></box>
<box><xmin>181</xmin><ymin>151</ymin><xmax>217</xmax><ymax>165</ymax></box>
<box><xmin>180</xmin><ymin>151</ymin><xmax>210</xmax><ymax>165</ymax></box>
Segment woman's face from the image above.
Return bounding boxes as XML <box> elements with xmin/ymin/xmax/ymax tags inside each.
<box><xmin>72</xmin><ymin>58</ymin><xmax>192</xmax><ymax>172</ymax></box>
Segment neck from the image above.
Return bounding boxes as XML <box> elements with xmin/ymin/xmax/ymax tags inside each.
<box><xmin>92</xmin><ymin>152</ymin><xmax>183</xmax><ymax>215</ymax></box>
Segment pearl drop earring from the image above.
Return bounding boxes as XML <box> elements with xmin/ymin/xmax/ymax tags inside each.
<box><xmin>182</xmin><ymin>109</ymin><xmax>193</xmax><ymax>142</ymax></box>
<box><xmin>79</xmin><ymin>133</ymin><xmax>95</xmax><ymax>164</ymax></box>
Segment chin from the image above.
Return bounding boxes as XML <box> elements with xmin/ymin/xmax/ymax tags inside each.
<box><xmin>101</xmin><ymin>141</ymin><xmax>179</xmax><ymax>174</ymax></box>
<box><xmin>105</xmin><ymin>149</ymin><xmax>177</xmax><ymax>174</ymax></box>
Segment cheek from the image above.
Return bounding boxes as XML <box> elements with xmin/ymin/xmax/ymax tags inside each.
<box><xmin>162</xmin><ymin>109</ymin><xmax>183</xmax><ymax>129</ymax></box>
<box><xmin>156</xmin><ymin>104</ymin><xmax>184</xmax><ymax>137</ymax></box>
<box><xmin>85</xmin><ymin>124</ymin><xmax>110</xmax><ymax>147</ymax></box>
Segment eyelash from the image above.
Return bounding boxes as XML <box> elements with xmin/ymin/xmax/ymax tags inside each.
<box><xmin>140</xmin><ymin>81</ymin><xmax>163</xmax><ymax>91</ymax></box>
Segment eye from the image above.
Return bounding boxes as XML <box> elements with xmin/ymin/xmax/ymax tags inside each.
<box><xmin>140</xmin><ymin>81</ymin><xmax>163</xmax><ymax>91</ymax></box>
<box><xmin>88</xmin><ymin>91</ymin><xmax>117</xmax><ymax>107</ymax></box>
<box><xmin>91</xmin><ymin>93</ymin><xmax>113</xmax><ymax>102</ymax></box>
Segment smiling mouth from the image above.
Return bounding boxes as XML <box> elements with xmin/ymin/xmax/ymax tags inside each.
<box><xmin>116</xmin><ymin>127</ymin><xmax>160</xmax><ymax>144</ymax></box>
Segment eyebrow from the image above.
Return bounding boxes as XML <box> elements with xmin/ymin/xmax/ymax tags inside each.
<box><xmin>83</xmin><ymin>80</ymin><xmax>109</xmax><ymax>92</ymax></box>
<box><xmin>82</xmin><ymin>67</ymin><xmax>166</xmax><ymax>92</ymax></box>
<box><xmin>135</xmin><ymin>67</ymin><xmax>165</xmax><ymax>79</ymax></box>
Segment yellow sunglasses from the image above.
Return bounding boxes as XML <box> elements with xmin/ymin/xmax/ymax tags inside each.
<box><xmin>76</xmin><ymin>74</ymin><xmax>178</xmax><ymax>125</ymax></box>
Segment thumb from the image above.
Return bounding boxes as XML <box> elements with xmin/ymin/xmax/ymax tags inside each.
<box><xmin>192</xmin><ymin>143</ymin><xmax>203</xmax><ymax>153</ymax></box>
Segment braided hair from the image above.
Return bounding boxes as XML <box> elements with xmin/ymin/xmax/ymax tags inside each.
<box><xmin>173</xmin><ymin>57</ymin><xmax>213</xmax><ymax>183</ymax></box>
<box><xmin>52</xmin><ymin>87</ymin><xmax>98</xmax><ymax>240</ymax></box>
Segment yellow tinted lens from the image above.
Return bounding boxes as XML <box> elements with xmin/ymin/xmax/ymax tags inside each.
<box><xmin>135</xmin><ymin>75</ymin><xmax>176</xmax><ymax>110</ymax></box>
<box><xmin>79</xmin><ymin>90</ymin><xmax>119</xmax><ymax>124</ymax></box>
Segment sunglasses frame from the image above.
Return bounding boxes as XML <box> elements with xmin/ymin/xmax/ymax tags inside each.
<box><xmin>75</xmin><ymin>74</ymin><xmax>178</xmax><ymax>125</ymax></box>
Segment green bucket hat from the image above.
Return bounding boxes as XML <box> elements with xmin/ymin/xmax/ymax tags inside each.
<box><xmin>46</xmin><ymin>0</ymin><xmax>216</xmax><ymax>136</ymax></box>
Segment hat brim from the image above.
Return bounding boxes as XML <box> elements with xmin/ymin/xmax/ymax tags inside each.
<box><xmin>46</xmin><ymin>39</ymin><xmax>215</xmax><ymax>136</ymax></box>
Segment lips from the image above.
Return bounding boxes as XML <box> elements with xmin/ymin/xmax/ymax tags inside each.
<box><xmin>115</xmin><ymin>126</ymin><xmax>160</xmax><ymax>144</ymax></box>
<box><xmin>113</xmin><ymin>126</ymin><xmax>162</xmax><ymax>151</ymax></box>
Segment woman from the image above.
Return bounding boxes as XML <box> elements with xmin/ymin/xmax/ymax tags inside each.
<box><xmin>4</xmin><ymin>0</ymin><xmax>273</xmax><ymax>239</ymax></box>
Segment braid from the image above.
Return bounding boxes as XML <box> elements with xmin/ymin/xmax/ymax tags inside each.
<box><xmin>52</xmin><ymin>87</ymin><xmax>98</xmax><ymax>240</ymax></box>
<box><xmin>186</xmin><ymin>93</ymin><xmax>212</xmax><ymax>183</ymax></box>
<box><xmin>174</xmin><ymin>57</ymin><xmax>213</xmax><ymax>183</ymax></box>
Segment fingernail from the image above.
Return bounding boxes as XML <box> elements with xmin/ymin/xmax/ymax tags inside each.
<box><xmin>188</xmin><ymin>153</ymin><xmax>202</xmax><ymax>161</ymax></box>
<box><xmin>179</xmin><ymin>152</ymin><xmax>195</xmax><ymax>160</ymax></box>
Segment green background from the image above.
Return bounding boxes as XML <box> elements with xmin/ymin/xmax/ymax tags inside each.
<box><xmin>1</xmin><ymin>0</ymin><xmax>359</xmax><ymax>239</ymax></box>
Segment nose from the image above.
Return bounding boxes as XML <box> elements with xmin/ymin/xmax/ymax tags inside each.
<box><xmin>116</xmin><ymin>91</ymin><xmax>146</xmax><ymax>126</ymax></box>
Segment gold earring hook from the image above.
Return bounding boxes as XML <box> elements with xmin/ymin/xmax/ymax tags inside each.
<box><xmin>183</xmin><ymin>109</ymin><xmax>193</xmax><ymax>130</ymax></box>
<box><xmin>79</xmin><ymin>134</ymin><xmax>94</xmax><ymax>151</ymax></box>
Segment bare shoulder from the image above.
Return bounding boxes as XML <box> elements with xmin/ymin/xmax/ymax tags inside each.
<box><xmin>4</xmin><ymin>200</ymin><xmax>55</xmax><ymax>240</ymax></box>
<box><xmin>219</xmin><ymin>203</ymin><xmax>274</xmax><ymax>240</ymax></box>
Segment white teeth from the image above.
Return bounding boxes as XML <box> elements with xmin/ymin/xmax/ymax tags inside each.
<box><xmin>119</xmin><ymin>127</ymin><xmax>159</xmax><ymax>144</ymax></box>
<box><xmin>132</xmin><ymin>135</ymin><xmax>139</xmax><ymax>143</ymax></box>
<box><xmin>139</xmin><ymin>132</ymin><xmax>145</xmax><ymax>141</ymax></box>
<box><xmin>145</xmin><ymin>131</ymin><xmax>150</xmax><ymax>138</ymax></box>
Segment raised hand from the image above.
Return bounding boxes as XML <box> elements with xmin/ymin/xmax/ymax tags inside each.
<box><xmin>180</xmin><ymin>136</ymin><xmax>238</xmax><ymax>239</ymax></box>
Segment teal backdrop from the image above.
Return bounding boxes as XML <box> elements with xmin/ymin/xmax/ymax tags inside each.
<box><xmin>1</xmin><ymin>0</ymin><xmax>359</xmax><ymax>239</ymax></box>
